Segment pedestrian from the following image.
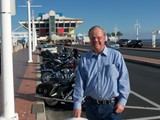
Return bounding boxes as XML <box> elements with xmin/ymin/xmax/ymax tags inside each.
<box><xmin>22</xmin><ymin>41</ymin><xmax>25</xmax><ymax>48</ymax></box>
<box><xmin>73</xmin><ymin>25</ymin><xmax>130</xmax><ymax>120</ymax></box>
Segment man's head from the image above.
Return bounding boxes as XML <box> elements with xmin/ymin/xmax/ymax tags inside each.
<box><xmin>88</xmin><ymin>26</ymin><xmax>106</xmax><ymax>54</ymax></box>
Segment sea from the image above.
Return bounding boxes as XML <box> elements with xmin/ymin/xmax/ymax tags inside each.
<box><xmin>142</xmin><ymin>39</ymin><xmax>160</xmax><ymax>42</ymax></box>
<box><xmin>140</xmin><ymin>39</ymin><xmax>160</xmax><ymax>47</ymax></box>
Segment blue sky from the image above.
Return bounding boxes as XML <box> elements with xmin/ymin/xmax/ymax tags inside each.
<box><xmin>12</xmin><ymin>0</ymin><xmax>160</xmax><ymax>39</ymax></box>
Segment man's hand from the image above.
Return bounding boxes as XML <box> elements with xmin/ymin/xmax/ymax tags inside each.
<box><xmin>114</xmin><ymin>103</ymin><xmax>124</xmax><ymax>113</ymax></box>
<box><xmin>73</xmin><ymin>109</ymin><xmax>82</xmax><ymax>118</ymax></box>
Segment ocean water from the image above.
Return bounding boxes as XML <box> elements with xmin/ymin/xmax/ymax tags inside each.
<box><xmin>141</xmin><ymin>39</ymin><xmax>160</xmax><ymax>47</ymax></box>
<box><xmin>142</xmin><ymin>39</ymin><xmax>160</xmax><ymax>42</ymax></box>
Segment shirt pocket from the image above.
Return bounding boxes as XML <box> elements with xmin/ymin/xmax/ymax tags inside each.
<box><xmin>104</xmin><ymin>64</ymin><xmax>119</xmax><ymax>78</ymax></box>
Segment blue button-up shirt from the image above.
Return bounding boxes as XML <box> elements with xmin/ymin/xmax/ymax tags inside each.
<box><xmin>73</xmin><ymin>46</ymin><xmax>130</xmax><ymax>109</ymax></box>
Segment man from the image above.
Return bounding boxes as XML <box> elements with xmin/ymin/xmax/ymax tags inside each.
<box><xmin>73</xmin><ymin>26</ymin><xmax>130</xmax><ymax>120</ymax></box>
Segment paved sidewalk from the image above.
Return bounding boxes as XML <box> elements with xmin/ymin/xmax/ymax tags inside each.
<box><xmin>13</xmin><ymin>49</ymin><xmax>45</xmax><ymax>120</ymax></box>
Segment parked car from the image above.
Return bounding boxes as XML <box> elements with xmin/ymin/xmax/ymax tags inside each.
<box><xmin>41</xmin><ymin>44</ymin><xmax>57</xmax><ymax>53</ymax></box>
<box><xmin>117</xmin><ymin>39</ymin><xmax>129</xmax><ymax>47</ymax></box>
<box><xmin>127</xmin><ymin>40</ymin><xmax>143</xmax><ymax>48</ymax></box>
<box><xmin>37</xmin><ymin>42</ymin><xmax>48</xmax><ymax>50</ymax></box>
<box><xmin>105</xmin><ymin>41</ymin><xmax>120</xmax><ymax>50</ymax></box>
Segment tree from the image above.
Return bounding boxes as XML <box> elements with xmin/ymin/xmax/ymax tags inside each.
<box><xmin>106</xmin><ymin>31</ymin><xmax>123</xmax><ymax>40</ymax></box>
<box><xmin>106</xmin><ymin>33</ymin><xmax>111</xmax><ymax>37</ymax></box>
<box><xmin>111</xmin><ymin>32</ymin><xmax>115</xmax><ymax>36</ymax></box>
<box><xmin>116</xmin><ymin>31</ymin><xmax>123</xmax><ymax>38</ymax></box>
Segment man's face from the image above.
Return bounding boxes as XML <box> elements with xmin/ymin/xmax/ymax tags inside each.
<box><xmin>89</xmin><ymin>28</ymin><xmax>106</xmax><ymax>54</ymax></box>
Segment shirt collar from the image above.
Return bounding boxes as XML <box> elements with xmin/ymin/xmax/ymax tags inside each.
<box><xmin>89</xmin><ymin>46</ymin><xmax>108</xmax><ymax>58</ymax></box>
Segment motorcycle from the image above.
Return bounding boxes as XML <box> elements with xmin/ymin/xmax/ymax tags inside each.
<box><xmin>36</xmin><ymin>47</ymin><xmax>84</xmax><ymax>107</ymax></box>
<box><xmin>36</xmin><ymin>73</ymin><xmax>79</xmax><ymax>107</ymax></box>
<box><xmin>40</xmin><ymin>57</ymin><xmax>77</xmax><ymax>83</ymax></box>
<box><xmin>40</xmin><ymin>49</ymin><xmax>80</xmax><ymax>83</ymax></box>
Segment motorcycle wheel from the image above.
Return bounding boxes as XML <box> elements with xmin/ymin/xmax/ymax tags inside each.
<box><xmin>44</xmin><ymin>99</ymin><xmax>59</xmax><ymax>107</ymax></box>
<box><xmin>41</xmin><ymin>72</ymin><xmax>53</xmax><ymax>83</ymax></box>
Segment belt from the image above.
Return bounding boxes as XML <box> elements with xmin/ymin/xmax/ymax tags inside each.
<box><xmin>86</xmin><ymin>96</ymin><xmax>116</xmax><ymax>105</ymax></box>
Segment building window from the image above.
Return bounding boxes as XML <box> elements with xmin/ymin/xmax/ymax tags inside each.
<box><xmin>35</xmin><ymin>24</ymin><xmax>39</xmax><ymax>28</ymax></box>
<box><xmin>64</xmin><ymin>28</ymin><xmax>69</xmax><ymax>32</ymax></box>
<box><xmin>65</xmin><ymin>23</ymin><xmax>69</xmax><ymax>27</ymax></box>
<box><xmin>71</xmin><ymin>23</ymin><xmax>76</xmax><ymax>27</ymax></box>
<box><xmin>59</xmin><ymin>23</ymin><xmax>63</xmax><ymax>27</ymax></box>
<box><xmin>40</xmin><ymin>23</ymin><xmax>45</xmax><ymax>27</ymax></box>
<box><xmin>46</xmin><ymin>23</ymin><xmax>49</xmax><ymax>27</ymax></box>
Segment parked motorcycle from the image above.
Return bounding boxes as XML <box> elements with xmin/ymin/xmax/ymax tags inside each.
<box><xmin>36</xmin><ymin>47</ymin><xmax>84</xmax><ymax>107</ymax></box>
<box><xmin>36</xmin><ymin>72</ymin><xmax>76</xmax><ymax>106</ymax></box>
<box><xmin>40</xmin><ymin>48</ymin><xmax>80</xmax><ymax>83</ymax></box>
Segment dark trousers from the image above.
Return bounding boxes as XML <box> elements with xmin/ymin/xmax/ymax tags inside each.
<box><xmin>85</xmin><ymin>100</ymin><xmax>122</xmax><ymax>120</ymax></box>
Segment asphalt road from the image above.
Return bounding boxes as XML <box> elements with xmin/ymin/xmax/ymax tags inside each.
<box><xmin>123</xmin><ymin>62</ymin><xmax>160</xmax><ymax>119</ymax></box>
<box><xmin>71</xmin><ymin>44</ymin><xmax>160</xmax><ymax>60</ymax></box>
<box><xmin>44</xmin><ymin>47</ymin><xmax>160</xmax><ymax>120</ymax></box>
<box><xmin>119</xmin><ymin>48</ymin><xmax>160</xmax><ymax>59</ymax></box>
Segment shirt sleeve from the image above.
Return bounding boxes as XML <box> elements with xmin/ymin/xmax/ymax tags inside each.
<box><xmin>117</xmin><ymin>54</ymin><xmax>130</xmax><ymax>106</ymax></box>
<box><xmin>73</xmin><ymin>58</ymin><xmax>85</xmax><ymax>109</ymax></box>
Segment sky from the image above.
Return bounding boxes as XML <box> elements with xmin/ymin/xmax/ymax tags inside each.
<box><xmin>12</xmin><ymin>0</ymin><xmax>160</xmax><ymax>39</ymax></box>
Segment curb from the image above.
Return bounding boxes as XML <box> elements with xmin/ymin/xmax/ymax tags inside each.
<box><xmin>36</xmin><ymin>52</ymin><xmax>46</xmax><ymax>120</ymax></box>
<box><xmin>36</xmin><ymin>103</ymin><xmax>46</xmax><ymax>120</ymax></box>
<box><xmin>124</xmin><ymin>58</ymin><xmax>160</xmax><ymax>68</ymax></box>
<box><xmin>120</xmin><ymin>47</ymin><xmax>160</xmax><ymax>52</ymax></box>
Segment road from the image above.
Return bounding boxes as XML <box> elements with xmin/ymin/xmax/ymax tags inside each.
<box><xmin>119</xmin><ymin>48</ymin><xmax>160</xmax><ymax>59</ymax></box>
<box><xmin>70</xmin><ymin>44</ymin><xmax>160</xmax><ymax>59</ymax></box>
<box><xmin>44</xmin><ymin>46</ymin><xmax>160</xmax><ymax>120</ymax></box>
<box><xmin>123</xmin><ymin>62</ymin><xmax>160</xmax><ymax>119</ymax></box>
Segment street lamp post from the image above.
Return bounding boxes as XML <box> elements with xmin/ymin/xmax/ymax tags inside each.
<box><xmin>27</xmin><ymin>0</ymin><xmax>33</xmax><ymax>63</ymax></box>
<box><xmin>114</xmin><ymin>24</ymin><xmax>118</xmax><ymax>41</ymax></box>
<box><xmin>0</xmin><ymin>0</ymin><xmax>18</xmax><ymax>119</ymax></box>
<box><xmin>19</xmin><ymin>1</ymin><xmax>42</xmax><ymax>57</ymax></box>
<box><xmin>135</xmin><ymin>20</ymin><xmax>141</xmax><ymax>40</ymax></box>
<box><xmin>32</xmin><ymin>10</ymin><xmax>36</xmax><ymax>52</ymax></box>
